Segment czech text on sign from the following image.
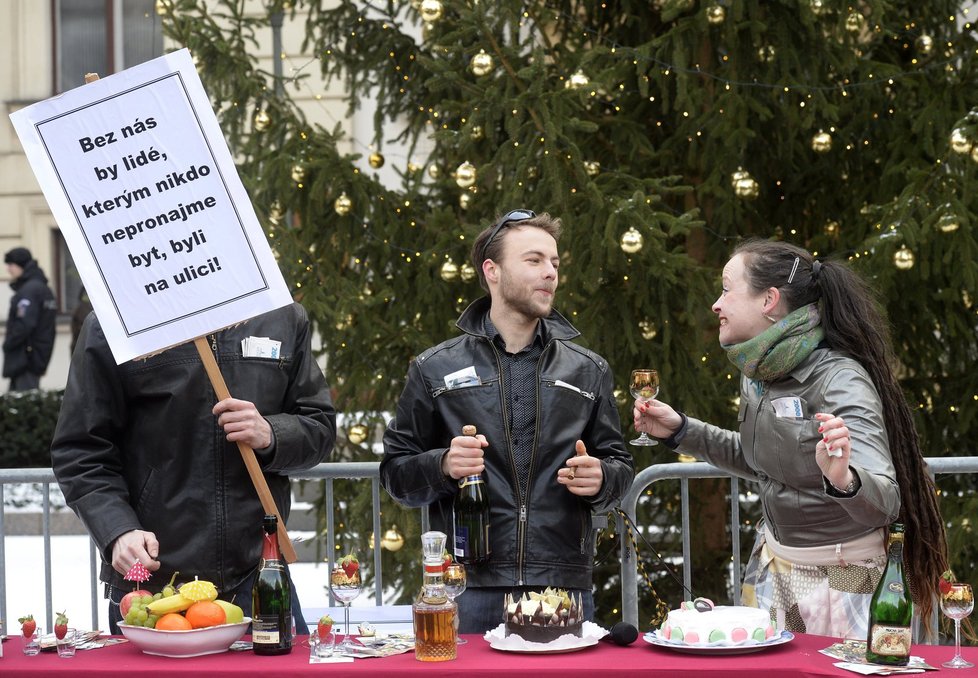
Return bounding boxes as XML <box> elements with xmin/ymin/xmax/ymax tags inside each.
<box><xmin>9</xmin><ymin>48</ymin><xmax>291</xmax><ymax>363</ymax></box>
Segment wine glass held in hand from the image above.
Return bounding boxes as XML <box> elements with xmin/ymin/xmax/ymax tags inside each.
<box><xmin>329</xmin><ymin>554</ymin><xmax>363</xmax><ymax>654</ymax></box>
<box><xmin>940</xmin><ymin>582</ymin><xmax>974</xmax><ymax>669</ymax></box>
<box><xmin>443</xmin><ymin>563</ymin><xmax>468</xmax><ymax>645</ymax></box>
<box><xmin>629</xmin><ymin>369</ymin><xmax>659</xmax><ymax>446</ymax></box>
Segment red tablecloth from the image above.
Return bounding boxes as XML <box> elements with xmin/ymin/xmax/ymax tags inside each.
<box><xmin>1</xmin><ymin>633</ymin><xmax>973</xmax><ymax>676</ymax></box>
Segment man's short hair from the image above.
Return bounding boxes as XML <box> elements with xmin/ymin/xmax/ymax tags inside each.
<box><xmin>470</xmin><ymin>211</ymin><xmax>562</xmax><ymax>292</ymax></box>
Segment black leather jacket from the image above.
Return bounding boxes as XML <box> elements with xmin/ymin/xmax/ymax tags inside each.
<box><xmin>381</xmin><ymin>298</ymin><xmax>633</xmax><ymax>589</ymax></box>
<box><xmin>51</xmin><ymin>303</ymin><xmax>336</xmax><ymax>593</ymax></box>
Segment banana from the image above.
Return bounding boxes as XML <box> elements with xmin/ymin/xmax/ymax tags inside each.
<box><xmin>146</xmin><ymin>593</ymin><xmax>194</xmax><ymax>615</ymax></box>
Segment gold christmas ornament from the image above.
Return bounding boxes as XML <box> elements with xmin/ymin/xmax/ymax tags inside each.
<box><xmin>937</xmin><ymin>214</ymin><xmax>960</xmax><ymax>233</ymax></box>
<box><xmin>381</xmin><ymin>525</ymin><xmax>405</xmax><ymax>552</ymax></box>
<box><xmin>459</xmin><ymin>192</ymin><xmax>473</xmax><ymax>210</ymax></box>
<box><xmin>427</xmin><ymin>163</ymin><xmax>441</xmax><ymax>179</ymax></box>
<box><xmin>915</xmin><ymin>34</ymin><xmax>934</xmax><ymax>57</ymax></box>
<box><xmin>706</xmin><ymin>4</ymin><xmax>726</xmax><ymax>25</ymax></box>
<box><xmin>419</xmin><ymin>0</ymin><xmax>444</xmax><ymax>22</ymax></box>
<box><xmin>950</xmin><ymin>128</ymin><xmax>972</xmax><ymax>154</ymax></box>
<box><xmin>254</xmin><ymin>109</ymin><xmax>270</xmax><ymax>131</ymax></box>
<box><xmin>440</xmin><ymin>260</ymin><xmax>459</xmax><ymax>282</ymax></box>
<box><xmin>291</xmin><ymin>163</ymin><xmax>306</xmax><ymax>183</ymax></box>
<box><xmin>347</xmin><ymin>423</ymin><xmax>369</xmax><ymax>445</ymax></box>
<box><xmin>455</xmin><ymin>161</ymin><xmax>477</xmax><ymax>188</ymax></box>
<box><xmin>845</xmin><ymin>11</ymin><xmax>866</xmax><ymax>34</ymax></box>
<box><xmin>407</xmin><ymin>161</ymin><xmax>422</xmax><ymax>174</ymax></box>
<box><xmin>824</xmin><ymin>220</ymin><xmax>840</xmax><ymax>237</ymax></box>
<box><xmin>731</xmin><ymin>168</ymin><xmax>759</xmax><ymax>199</ymax></box>
<box><xmin>459</xmin><ymin>263</ymin><xmax>477</xmax><ymax>282</ymax></box>
<box><xmin>584</xmin><ymin>160</ymin><xmax>601</xmax><ymax>177</ymax></box>
<box><xmin>757</xmin><ymin>45</ymin><xmax>776</xmax><ymax>63</ymax></box>
<box><xmin>565</xmin><ymin>70</ymin><xmax>590</xmax><ymax>90</ymax></box>
<box><xmin>470</xmin><ymin>125</ymin><xmax>484</xmax><ymax>140</ymax></box>
<box><xmin>526</xmin><ymin>166</ymin><xmax>538</xmax><ymax>179</ymax></box>
<box><xmin>811</xmin><ymin>131</ymin><xmax>833</xmax><ymax>153</ymax></box>
<box><xmin>809</xmin><ymin>0</ymin><xmax>827</xmax><ymax>15</ymax></box>
<box><xmin>963</xmin><ymin>290</ymin><xmax>973</xmax><ymax>309</ymax></box>
<box><xmin>155</xmin><ymin>0</ymin><xmax>171</xmax><ymax>15</ymax></box>
<box><xmin>893</xmin><ymin>246</ymin><xmax>915</xmax><ymax>270</ymax></box>
<box><xmin>369</xmin><ymin>152</ymin><xmax>385</xmax><ymax>169</ymax></box>
<box><xmin>333</xmin><ymin>192</ymin><xmax>353</xmax><ymax>216</ymax></box>
<box><xmin>470</xmin><ymin>50</ymin><xmax>494</xmax><ymax>77</ymax></box>
<box><xmin>639</xmin><ymin>320</ymin><xmax>658</xmax><ymax>341</ymax></box>
<box><xmin>620</xmin><ymin>227</ymin><xmax>644</xmax><ymax>254</ymax></box>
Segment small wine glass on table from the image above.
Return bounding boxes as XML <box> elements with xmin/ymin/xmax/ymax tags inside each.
<box><xmin>329</xmin><ymin>557</ymin><xmax>363</xmax><ymax>654</ymax></box>
<box><xmin>940</xmin><ymin>582</ymin><xmax>974</xmax><ymax>669</ymax></box>
<box><xmin>630</xmin><ymin>369</ymin><xmax>659</xmax><ymax>446</ymax></box>
<box><xmin>444</xmin><ymin>563</ymin><xmax>467</xmax><ymax>645</ymax></box>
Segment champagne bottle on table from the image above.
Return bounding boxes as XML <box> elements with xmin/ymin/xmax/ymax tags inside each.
<box><xmin>453</xmin><ymin>424</ymin><xmax>491</xmax><ymax>565</ymax></box>
<box><xmin>865</xmin><ymin>523</ymin><xmax>912</xmax><ymax>666</ymax></box>
<box><xmin>252</xmin><ymin>514</ymin><xmax>293</xmax><ymax>655</ymax></box>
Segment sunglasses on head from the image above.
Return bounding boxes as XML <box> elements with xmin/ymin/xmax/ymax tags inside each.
<box><xmin>480</xmin><ymin>209</ymin><xmax>536</xmax><ymax>261</ymax></box>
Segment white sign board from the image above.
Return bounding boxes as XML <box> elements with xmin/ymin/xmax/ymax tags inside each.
<box><xmin>9</xmin><ymin>48</ymin><xmax>291</xmax><ymax>364</ymax></box>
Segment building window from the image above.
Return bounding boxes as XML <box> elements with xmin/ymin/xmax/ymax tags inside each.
<box><xmin>52</xmin><ymin>230</ymin><xmax>83</xmax><ymax>316</ymax></box>
<box><xmin>55</xmin><ymin>0</ymin><xmax>164</xmax><ymax>93</ymax></box>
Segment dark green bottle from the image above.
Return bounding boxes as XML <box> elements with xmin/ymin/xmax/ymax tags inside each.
<box><xmin>453</xmin><ymin>425</ymin><xmax>491</xmax><ymax>565</ymax></box>
<box><xmin>865</xmin><ymin>523</ymin><xmax>912</xmax><ymax>666</ymax></box>
<box><xmin>251</xmin><ymin>514</ymin><xmax>293</xmax><ymax>655</ymax></box>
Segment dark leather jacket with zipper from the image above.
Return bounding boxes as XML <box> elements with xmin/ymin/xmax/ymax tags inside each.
<box><xmin>51</xmin><ymin>303</ymin><xmax>336</xmax><ymax>593</ymax></box>
<box><xmin>381</xmin><ymin>298</ymin><xmax>633</xmax><ymax>589</ymax></box>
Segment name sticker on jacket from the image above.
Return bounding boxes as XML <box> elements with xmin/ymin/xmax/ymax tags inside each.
<box><xmin>443</xmin><ymin>366</ymin><xmax>480</xmax><ymax>389</ymax></box>
<box><xmin>771</xmin><ymin>396</ymin><xmax>804</xmax><ymax>418</ymax></box>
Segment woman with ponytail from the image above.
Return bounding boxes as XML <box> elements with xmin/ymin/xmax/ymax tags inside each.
<box><xmin>634</xmin><ymin>238</ymin><xmax>947</xmax><ymax>640</ymax></box>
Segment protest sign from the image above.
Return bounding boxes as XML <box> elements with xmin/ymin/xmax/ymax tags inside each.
<box><xmin>9</xmin><ymin>48</ymin><xmax>291</xmax><ymax>364</ymax></box>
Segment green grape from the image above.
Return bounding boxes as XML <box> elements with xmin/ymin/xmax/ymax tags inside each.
<box><xmin>140</xmin><ymin>595</ymin><xmax>154</xmax><ymax>605</ymax></box>
<box><xmin>144</xmin><ymin>615</ymin><xmax>159</xmax><ymax>628</ymax></box>
<box><xmin>153</xmin><ymin>592</ymin><xmax>163</xmax><ymax>600</ymax></box>
<box><xmin>124</xmin><ymin>609</ymin><xmax>138</xmax><ymax>625</ymax></box>
<box><xmin>135</xmin><ymin>608</ymin><xmax>148</xmax><ymax>623</ymax></box>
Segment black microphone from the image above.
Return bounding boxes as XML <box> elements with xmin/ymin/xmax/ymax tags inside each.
<box><xmin>602</xmin><ymin>621</ymin><xmax>639</xmax><ymax>646</ymax></box>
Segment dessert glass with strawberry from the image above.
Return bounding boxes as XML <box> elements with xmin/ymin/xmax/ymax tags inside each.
<box><xmin>329</xmin><ymin>554</ymin><xmax>362</xmax><ymax>653</ymax></box>
<box><xmin>19</xmin><ymin>613</ymin><xmax>40</xmax><ymax>656</ymax></box>
<box><xmin>939</xmin><ymin>571</ymin><xmax>974</xmax><ymax>670</ymax></box>
<box><xmin>313</xmin><ymin>614</ymin><xmax>336</xmax><ymax>658</ymax></box>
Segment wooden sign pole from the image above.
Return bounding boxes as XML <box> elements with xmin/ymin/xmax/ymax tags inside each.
<box><xmin>83</xmin><ymin>72</ymin><xmax>297</xmax><ymax>563</ymax></box>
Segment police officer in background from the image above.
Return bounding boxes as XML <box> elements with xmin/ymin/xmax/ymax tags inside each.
<box><xmin>3</xmin><ymin>247</ymin><xmax>57</xmax><ymax>391</ymax></box>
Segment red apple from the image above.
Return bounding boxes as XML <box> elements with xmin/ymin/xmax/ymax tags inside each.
<box><xmin>120</xmin><ymin>589</ymin><xmax>152</xmax><ymax>617</ymax></box>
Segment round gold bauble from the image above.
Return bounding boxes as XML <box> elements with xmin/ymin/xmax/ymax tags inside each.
<box><xmin>419</xmin><ymin>0</ymin><xmax>444</xmax><ymax>22</ymax></box>
<box><xmin>809</xmin><ymin>0</ymin><xmax>827</xmax><ymax>15</ymax></box>
<box><xmin>757</xmin><ymin>45</ymin><xmax>776</xmax><ymax>63</ymax></box>
<box><xmin>459</xmin><ymin>263</ymin><xmax>477</xmax><ymax>282</ymax></box>
<box><xmin>427</xmin><ymin>163</ymin><xmax>441</xmax><ymax>179</ymax></box>
<box><xmin>915</xmin><ymin>34</ymin><xmax>935</xmax><ymax>57</ymax></box>
<box><xmin>407</xmin><ymin>161</ymin><xmax>422</xmax><ymax>175</ymax></box>
<box><xmin>950</xmin><ymin>128</ymin><xmax>972</xmax><ymax>154</ymax></box>
<box><xmin>584</xmin><ymin>160</ymin><xmax>601</xmax><ymax>177</ymax></box>
<box><xmin>380</xmin><ymin>525</ymin><xmax>405</xmax><ymax>552</ymax></box>
<box><xmin>639</xmin><ymin>320</ymin><xmax>658</xmax><ymax>341</ymax></box>
<box><xmin>845</xmin><ymin>11</ymin><xmax>865</xmax><ymax>34</ymax></box>
<box><xmin>565</xmin><ymin>70</ymin><xmax>590</xmax><ymax>90</ymax></box>
<box><xmin>824</xmin><ymin>220</ymin><xmax>840</xmax><ymax>237</ymax></box>
<box><xmin>291</xmin><ymin>163</ymin><xmax>306</xmax><ymax>183</ymax></box>
<box><xmin>369</xmin><ymin>152</ymin><xmax>385</xmax><ymax>169</ymax></box>
<box><xmin>620</xmin><ymin>227</ymin><xmax>644</xmax><ymax>254</ymax></box>
<box><xmin>334</xmin><ymin>192</ymin><xmax>353</xmax><ymax>216</ymax></box>
<box><xmin>893</xmin><ymin>246</ymin><xmax>915</xmax><ymax>270</ymax></box>
<box><xmin>706</xmin><ymin>4</ymin><xmax>726</xmax><ymax>25</ymax></box>
<box><xmin>459</xmin><ymin>192</ymin><xmax>473</xmax><ymax>210</ymax></box>
<box><xmin>731</xmin><ymin>169</ymin><xmax>759</xmax><ymax>199</ymax></box>
<box><xmin>347</xmin><ymin>423</ymin><xmax>369</xmax><ymax>445</ymax></box>
<box><xmin>937</xmin><ymin>214</ymin><xmax>960</xmax><ymax>233</ymax></box>
<box><xmin>455</xmin><ymin>161</ymin><xmax>477</xmax><ymax>188</ymax></box>
<box><xmin>440</xmin><ymin>260</ymin><xmax>459</xmax><ymax>282</ymax></box>
<box><xmin>254</xmin><ymin>109</ymin><xmax>271</xmax><ymax>131</ymax></box>
<box><xmin>470</xmin><ymin>50</ymin><xmax>494</xmax><ymax>77</ymax></box>
<box><xmin>470</xmin><ymin>125</ymin><xmax>484</xmax><ymax>141</ymax></box>
<box><xmin>811</xmin><ymin>131</ymin><xmax>832</xmax><ymax>153</ymax></box>
<box><xmin>155</xmin><ymin>0</ymin><xmax>171</xmax><ymax>15</ymax></box>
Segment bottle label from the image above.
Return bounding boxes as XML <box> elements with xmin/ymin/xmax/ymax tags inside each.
<box><xmin>458</xmin><ymin>475</ymin><xmax>484</xmax><ymax>489</ymax></box>
<box><xmin>886</xmin><ymin>582</ymin><xmax>905</xmax><ymax>594</ymax></box>
<box><xmin>454</xmin><ymin>525</ymin><xmax>468</xmax><ymax>557</ymax></box>
<box><xmin>868</xmin><ymin>624</ymin><xmax>911</xmax><ymax>657</ymax></box>
<box><xmin>252</xmin><ymin>629</ymin><xmax>281</xmax><ymax>644</ymax></box>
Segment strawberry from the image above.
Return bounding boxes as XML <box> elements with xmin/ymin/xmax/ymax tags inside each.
<box><xmin>18</xmin><ymin>614</ymin><xmax>36</xmax><ymax>638</ymax></box>
<box><xmin>939</xmin><ymin>569</ymin><xmax>955</xmax><ymax>596</ymax></box>
<box><xmin>318</xmin><ymin>614</ymin><xmax>334</xmax><ymax>638</ymax></box>
<box><xmin>340</xmin><ymin>554</ymin><xmax>359</xmax><ymax>579</ymax></box>
<box><xmin>442</xmin><ymin>551</ymin><xmax>453</xmax><ymax>569</ymax></box>
<box><xmin>55</xmin><ymin>610</ymin><xmax>69</xmax><ymax>640</ymax></box>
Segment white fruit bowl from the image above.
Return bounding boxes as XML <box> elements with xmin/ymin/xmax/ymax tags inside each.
<box><xmin>118</xmin><ymin>618</ymin><xmax>251</xmax><ymax>658</ymax></box>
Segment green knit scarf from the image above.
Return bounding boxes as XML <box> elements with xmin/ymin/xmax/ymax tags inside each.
<box><xmin>724</xmin><ymin>303</ymin><xmax>824</xmax><ymax>381</ymax></box>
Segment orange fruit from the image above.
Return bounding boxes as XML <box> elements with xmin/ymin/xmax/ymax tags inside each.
<box><xmin>156</xmin><ymin>613</ymin><xmax>193</xmax><ymax>631</ymax></box>
<box><xmin>185</xmin><ymin>601</ymin><xmax>227</xmax><ymax>629</ymax></box>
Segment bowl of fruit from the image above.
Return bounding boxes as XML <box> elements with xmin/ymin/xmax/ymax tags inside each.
<box><xmin>118</xmin><ymin>578</ymin><xmax>250</xmax><ymax>658</ymax></box>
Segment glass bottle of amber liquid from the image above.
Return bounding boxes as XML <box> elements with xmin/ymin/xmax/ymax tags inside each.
<box><xmin>865</xmin><ymin>523</ymin><xmax>912</xmax><ymax>666</ymax></box>
<box><xmin>412</xmin><ymin>531</ymin><xmax>457</xmax><ymax>661</ymax></box>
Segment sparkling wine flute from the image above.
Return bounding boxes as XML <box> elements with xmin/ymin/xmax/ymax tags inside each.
<box><xmin>329</xmin><ymin>561</ymin><xmax>363</xmax><ymax>653</ymax></box>
<box><xmin>630</xmin><ymin>369</ymin><xmax>659</xmax><ymax>446</ymax></box>
<box><xmin>444</xmin><ymin>563</ymin><xmax>467</xmax><ymax>645</ymax></box>
<box><xmin>941</xmin><ymin>583</ymin><xmax>974</xmax><ymax>669</ymax></box>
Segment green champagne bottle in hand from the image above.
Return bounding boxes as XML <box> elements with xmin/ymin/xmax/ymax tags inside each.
<box><xmin>453</xmin><ymin>425</ymin><xmax>491</xmax><ymax>565</ymax></box>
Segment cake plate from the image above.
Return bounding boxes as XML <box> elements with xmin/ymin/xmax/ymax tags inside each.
<box><xmin>643</xmin><ymin>629</ymin><xmax>794</xmax><ymax>655</ymax></box>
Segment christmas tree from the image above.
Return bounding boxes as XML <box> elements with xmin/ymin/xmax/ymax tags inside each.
<box><xmin>160</xmin><ymin>0</ymin><xmax>978</xmax><ymax>629</ymax></box>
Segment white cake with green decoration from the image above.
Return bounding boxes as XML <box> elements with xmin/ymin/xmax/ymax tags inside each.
<box><xmin>658</xmin><ymin>598</ymin><xmax>775</xmax><ymax>646</ymax></box>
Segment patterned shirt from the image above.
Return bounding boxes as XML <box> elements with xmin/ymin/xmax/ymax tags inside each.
<box><xmin>484</xmin><ymin>316</ymin><xmax>546</xmax><ymax>498</ymax></box>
